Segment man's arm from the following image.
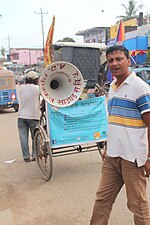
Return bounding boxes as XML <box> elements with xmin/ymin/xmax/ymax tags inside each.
<box><xmin>142</xmin><ymin>112</ymin><xmax>150</xmax><ymax>177</ymax></box>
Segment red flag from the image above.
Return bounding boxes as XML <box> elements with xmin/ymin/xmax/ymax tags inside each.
<box><xmin>116</xmin><ymin>20</ymin><xmax>125</xmax><ymax>43</ymax></box>
<box><xmin>44</xmin><ymin>16</ymin><xmax>55</xmax><ymax>67</ymax></box>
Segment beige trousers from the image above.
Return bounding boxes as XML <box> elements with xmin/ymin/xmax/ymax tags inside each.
<box><xmin>90</xmin><ymin>156</ymin><xmax>150</xmax><ymax>225</ymax></box>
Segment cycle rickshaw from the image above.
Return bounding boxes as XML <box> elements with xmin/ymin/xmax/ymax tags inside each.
<box><xmin>34</xmin><ymin>43</ymin><xmax>108</xmax><ymax>181</ymax></box>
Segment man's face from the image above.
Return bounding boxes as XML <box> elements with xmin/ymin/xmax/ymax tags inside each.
<box><xmin>107</xmin><ymin>50</ymin><xmax>131</xmax><ymax>79</ymax></box>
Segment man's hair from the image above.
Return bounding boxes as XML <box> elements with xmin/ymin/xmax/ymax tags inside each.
<box><xmin>106</xmin><ymin>45</ymin><xmax>130</xmax><ymax>59</ymax></box>
<box><xmin>25</xmin><ymin>77</ymin><xmax>38</xmax><ymax>85</ymax></box>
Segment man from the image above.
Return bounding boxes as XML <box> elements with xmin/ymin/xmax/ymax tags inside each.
<box><xmin>18</xmin><ymin>71</ymin><xmax>40</xmax><ymax>162</ymax></box>
<box><xmin>90</xmin><ymin>45</ymin><xmax>150</xmax><ymax>225</ymax></box>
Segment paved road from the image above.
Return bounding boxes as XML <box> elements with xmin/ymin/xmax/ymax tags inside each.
<box><xmin>0</xmin><ymin>108</ymin><xmax>150</xmax><ymax>225</ymax></box>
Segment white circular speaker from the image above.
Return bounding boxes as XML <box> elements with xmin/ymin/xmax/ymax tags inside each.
<box><xmin>39</xmin><ymin>61</ymin><xmax>84</xmax><ymax>107</ymax></box>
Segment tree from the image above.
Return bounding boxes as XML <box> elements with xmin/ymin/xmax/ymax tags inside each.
<box><xmin>0</xmin><ymin>47</ymin><xmax>6</xmax><ymax>58</ymax></box>
<box><xmin>57</xmin><ymin>37</ymin><xmax>75</xmax><ymax>42</ymax></box>
<box><xmin>117</xmin><ymin>0</ymin><xmax>143</xmax><ymax>21</ymax></box>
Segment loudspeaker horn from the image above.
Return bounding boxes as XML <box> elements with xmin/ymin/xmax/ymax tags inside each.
<box><xmin>39</xmin><ymin>61</ymin><xmax>84</xmax><ymax>107</ymax></box>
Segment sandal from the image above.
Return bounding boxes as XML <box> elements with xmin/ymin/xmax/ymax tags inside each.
<box><xmin>24</xmin><ymin>158</ymin><xmax>31</xmax><ymax>162</ymax></box>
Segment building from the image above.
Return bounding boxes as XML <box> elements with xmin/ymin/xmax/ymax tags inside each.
<box><xmin>110</xmin><ymin>19</ymin><xmax>138</xmax><ymax>39</ymax></box>
<box><xmin>124</xmin><ymin>36</ymin><xmax>148</xmax><ymax>64</ymax></box>
<box><xmin>125</xmin><ymin>24</ymin><xmax>150</xmax><ymax>48</ymax></box>
<box><xmin>10</xmin><ymin>48</ymin><xmax>43</xmax><ymax>66</ymax></box>
<box><xmin>76</xmin><ymin>27</ymin><xmax>110</xmax><ymax>44</ymax></box>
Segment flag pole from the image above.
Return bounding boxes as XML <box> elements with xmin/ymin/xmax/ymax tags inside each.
<box><xmin>130</xmin><ymin>55</ymin><xmax>137</xmax><ymax>65</ymax></box>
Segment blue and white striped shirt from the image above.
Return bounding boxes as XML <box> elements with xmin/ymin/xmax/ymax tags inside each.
<box><xmin>107</xmin><ymin>72</ymin><xmax>150</xmax><ymax>166</ymax></box>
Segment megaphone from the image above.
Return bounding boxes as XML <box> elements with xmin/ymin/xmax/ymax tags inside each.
<box><xmin>39</xmin><ymin>61</ymin><xmax>84</xmax><ymax>107</ymax></box>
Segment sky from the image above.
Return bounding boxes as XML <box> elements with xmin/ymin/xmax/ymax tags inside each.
<box><xmin>0</xmin><ymin>0</ymin><xmax>150</xmax><ymax>52</ymax></box>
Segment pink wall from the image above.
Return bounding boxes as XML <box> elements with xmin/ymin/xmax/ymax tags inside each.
<box><xmin>10</xmin><ymin>48</ymin><xmax>43</xmax><ymax>66</ymax></box>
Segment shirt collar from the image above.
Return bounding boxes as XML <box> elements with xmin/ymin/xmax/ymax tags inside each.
<box><xmin>110</xmin><ymin>72</ymin><xmax>136</xmax><ymax>88</ymax></box>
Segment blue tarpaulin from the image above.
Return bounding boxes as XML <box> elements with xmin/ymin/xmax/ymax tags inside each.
<box><xmin>46</xmin><ymin>96</ymin><xmax>108</xmax><ymax>148</ymax></box>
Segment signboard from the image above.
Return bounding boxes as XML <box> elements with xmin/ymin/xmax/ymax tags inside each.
<box><xmin>46</xmin><ymin>96</ymin><xmax>108</xmax><ymax>148</ymax></box>
<box><xmin>110</xmin><ymin>19</ymin><xmax>138</xmax><ymax>39</ymax></box>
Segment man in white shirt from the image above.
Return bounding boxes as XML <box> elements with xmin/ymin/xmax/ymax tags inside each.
<box><xmin>90</xmin><ymin>45</ymin><xmax>150</xmax><ymax>225</ymax></box>
<box><xmin>18</xmin><ymin>71</ymin><xmax>40</xmax><ymax>162</ymax></box>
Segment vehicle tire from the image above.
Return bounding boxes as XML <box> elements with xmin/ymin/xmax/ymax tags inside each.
<box><xmin>14</xmin><ymin>104</ymin><xmax>19</xmax><ymax>112</ymax></box>
<box><xmin>34</xmin><ymin>125</ymin><xmax>53</xmax><ymax>181</ymax></box>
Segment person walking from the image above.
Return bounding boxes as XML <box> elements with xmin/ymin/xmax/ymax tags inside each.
<box><xmin>90</xmin><ymin>45</ymin><xmax>150</xmax><ymax>225</ymax></box>
<box><xmin>18</xmin><ymin>71</ymin><xmax>40</xmax><ymax>162</ymax></box>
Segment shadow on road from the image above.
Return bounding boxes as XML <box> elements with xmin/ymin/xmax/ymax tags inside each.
<box><xmin>0</xmin><ymin>109</ymin><xmax>17</xmax><ymax>114</ymax></box>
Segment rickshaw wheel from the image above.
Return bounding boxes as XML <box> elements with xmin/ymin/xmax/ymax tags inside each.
<box><xmin>34</xmin><ymin>125</ymin><xmax>53</xmax><ymax>181</ymax></box>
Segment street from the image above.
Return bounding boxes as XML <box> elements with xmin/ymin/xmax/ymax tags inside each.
<box><xmin>0</xmin><ymin>108</ymin><xmax>150</xmax><ymax>225</ymax></box>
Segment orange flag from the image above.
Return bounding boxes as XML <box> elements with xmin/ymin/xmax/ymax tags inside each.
<box><xmin>116</xmin><ymin>20</ymin><xmax>125</xmax><ymax>43</ymax></box>
<box><xmin>44</xmin><ymin>15</ymin><xmax>55</xmax><ymax>67</ymax></box>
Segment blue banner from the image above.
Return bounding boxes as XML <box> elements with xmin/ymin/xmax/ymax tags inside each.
<box><xmin>47</xmin><ymin>96</ymin><xmax>108</xmax><ymax>148</ymax></box>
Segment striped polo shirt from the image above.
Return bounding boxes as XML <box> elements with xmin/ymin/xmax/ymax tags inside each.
<box><xmin>107</xmin><ymin>72</ymin><xmax>150</xmax><ymax>166</ymax></box>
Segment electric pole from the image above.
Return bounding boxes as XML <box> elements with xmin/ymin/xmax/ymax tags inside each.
<box><xmin>34</xmin><ymin>8</ymin><xmax>48</xmax><ymax>54</ymax></box>
<box><xmin>4</xmin><ymin>36</ymin><xmax>13</xmax><ymax>61</ymax></box>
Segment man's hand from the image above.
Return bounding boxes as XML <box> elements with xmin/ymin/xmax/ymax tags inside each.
<box><xmin>145</xmin><ymin>160</ymin><xmax>150</xmax><ymax>178</ymax></box>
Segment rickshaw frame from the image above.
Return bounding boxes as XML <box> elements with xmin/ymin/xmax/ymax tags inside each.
<box><xmin>34</xmin><ymin>42</ymin><xmax>107</xmax><ymax>181</ymax></box>
<box><xmin>34</xmin><ymin>95</ymin><xmax>107</xmax><ymax>181</ymax></box>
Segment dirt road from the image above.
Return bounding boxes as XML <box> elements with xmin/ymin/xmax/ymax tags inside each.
<box><xmin>0</xmin><ymin>108</ymin><xmax>150</xmax><ymax>225</ymax></box>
